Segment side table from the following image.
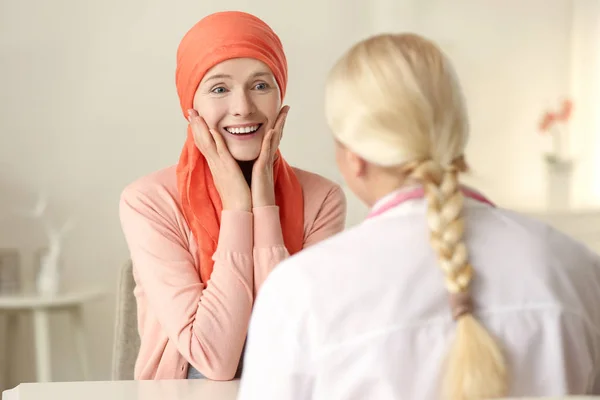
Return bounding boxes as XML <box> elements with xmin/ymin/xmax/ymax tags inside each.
<box><xmin>0</xmin><ymin>289</ymin><xmax>105</xmax><ymax>384</ymax></box>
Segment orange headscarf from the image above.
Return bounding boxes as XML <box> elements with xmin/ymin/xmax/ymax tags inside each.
<box><xmin>175</xmin><ymin>11</ymin><xmax>304</xmax><ymax>284</ymax></box>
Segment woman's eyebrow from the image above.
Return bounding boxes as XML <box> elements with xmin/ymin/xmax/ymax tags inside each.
<box><xmin>203</xmin><ymin>73</ymin><xmax>231</xmax><ymax>82</ymax></box>
<box><xmin>249</xmin><ymin>71</ymin><xmax>272</xmax><ymax>79</ymax></box>
<box><xmin>202</xmin><ymin>71</ymin><xmax>272</xmax><ymax>84</ymax></box>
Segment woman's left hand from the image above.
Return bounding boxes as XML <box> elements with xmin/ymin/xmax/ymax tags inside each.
<box><xmin>251</xmin><ymin>105</ymin><xmax>290</xmax><ymax>208</ymax></box>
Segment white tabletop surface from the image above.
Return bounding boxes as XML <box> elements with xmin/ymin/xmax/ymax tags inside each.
<box><xmin>1</xmin><ymin>379</ymin><xmax>240</xmax><ymax>400</ymax></box>
<box><xmin>2</xmin><ymin>380</ymin><xmax>599</xmax><ymax>400</ymax></box>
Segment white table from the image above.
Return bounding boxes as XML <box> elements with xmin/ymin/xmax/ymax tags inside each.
<box><xmin>2</xmin><ymin>379</ymin><xmax>240</xmax><ymax>400</ymax></box>
<box><xmin>0</xmin><ymin>289</ymin><xmax>105</xmax><ymax>384</ymax></box>
<box><xmin>2</xmin><ymin>380</ymin><xmax>598</xmax><ymax>400</ymax></box>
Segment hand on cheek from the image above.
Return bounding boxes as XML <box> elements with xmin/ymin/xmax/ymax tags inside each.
<box><xmin>251</xmin><ymin>105</ymin><xmax>290</xmax><ymax>207</ymax></box>
<box><xmin>187</xmin><ymin>109</ymin><xmax>252</xmax><ymax>211</ymax></box>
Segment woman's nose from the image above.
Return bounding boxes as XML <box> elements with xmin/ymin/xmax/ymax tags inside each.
<box><xmin>231</xmin><ymin>89</ymin><xmax>256</xmax><ymax>117</ymax></box>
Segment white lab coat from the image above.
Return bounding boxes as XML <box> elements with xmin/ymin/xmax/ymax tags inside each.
<box><xmin>237</xmin><ymin>189</ymin><xmax>600</xmax><ymax>400</ymax></box>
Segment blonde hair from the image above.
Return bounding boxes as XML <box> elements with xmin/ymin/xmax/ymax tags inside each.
<box><xmin>325</xmin><ymin>33</ymin><xmax>507</xmax><ymax>400</ymax></box>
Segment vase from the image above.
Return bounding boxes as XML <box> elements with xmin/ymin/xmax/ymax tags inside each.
<box><xmin>545</xmin><ymin>157</ymin><xmax>573</xmax><ymax>210</ymax></box>
<box><xmin>35</xmin><ymin>249</ymin><xmax>61</xmax><ymax>296</ymax></box>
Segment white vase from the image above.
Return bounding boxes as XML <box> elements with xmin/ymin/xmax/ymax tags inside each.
<box><xmin>36</xmin><ymin>269</ymin><xmax>60</xmax><ymax>296</ymax></box>
<box><xmin>545</xmin><ymin>158</ymin><xmax>573</xmax><ymax>210</ymax></box>
<box><xmin>36</xmin><ymin>252</ymin><xmax>61</xmax><ymax>296</ymax></box>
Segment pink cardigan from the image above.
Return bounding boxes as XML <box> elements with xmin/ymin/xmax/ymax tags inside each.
<box><xmin>119</xmin><ymin>165</ymin><xmax>346</xmax><ymax>380</ymax></box>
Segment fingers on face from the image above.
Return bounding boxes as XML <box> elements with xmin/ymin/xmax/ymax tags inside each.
<box><xmin>260</xmin><ymin>129</ymin><xmax>273</xmax><ymax>157</ymax></box>
<box><xmin>274</xmin><ymin>105</ymin><xmax>290</xmax><ymax>133</ymax></box>
<box><xmin>188</xmin><ymin>109</ymin><xmax>229</xmax><ymax>157</ymax></box>
<box><xmin>209</xmin><ymin>128</ymin><xmax>229</xmax><ymax>156</ymax></box>
<box><xmin>268</xmin><ymin>106</ymin><xmax>288</xmax><ymax>155</ymax></box>
<box><xmin>187</xmin><ymin>110</ymin><xmax>213</xmax><ymax>151</ymax></box>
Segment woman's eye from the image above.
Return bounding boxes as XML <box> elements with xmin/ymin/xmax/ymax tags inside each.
<box><xmin>254</xmin><ymin>83</ymin><xmax>268</xmax><ymax>90</ymax></box>
<box><xmin>211</xmin><ymin>86</ymin><xmax>227</xmax><ymax>94</ymax></box>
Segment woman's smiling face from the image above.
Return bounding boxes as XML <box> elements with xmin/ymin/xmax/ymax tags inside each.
<box><xmin>192</xmin><ymin>58</ymin><xmax>282</xmax><ymax>161</ymax></box>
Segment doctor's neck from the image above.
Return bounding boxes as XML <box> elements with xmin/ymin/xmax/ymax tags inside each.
<box><xmin>362</xmin><ymin>166</ymin><xmax>418</xmax><ymax>207</ymax></box>
<box><xmin>362</xmin><ymin>158</ymin><xmax>467</xmax><ymax>207</ymax></box>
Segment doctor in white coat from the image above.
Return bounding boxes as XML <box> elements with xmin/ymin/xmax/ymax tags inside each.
<box><xmin>236</xmin><ymin>32</ymin><xmax>600</xmax><ymax>400</ymax></box>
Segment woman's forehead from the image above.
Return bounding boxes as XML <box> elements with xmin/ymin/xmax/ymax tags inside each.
<box><xmin>201</xmin><ymin>58</ymin><xmax>274</xmax><ymax>83</ymax></box>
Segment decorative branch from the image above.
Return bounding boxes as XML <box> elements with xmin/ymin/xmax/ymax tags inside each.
<box><xmin>10</xmin><ymin>193</ymin><xmax>76</xmax><ymax>295</ymax></box>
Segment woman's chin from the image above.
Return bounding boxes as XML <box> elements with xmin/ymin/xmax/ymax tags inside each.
<box><xmin>231</xmin><ymin>150</ymin><xmax>261</xmax><ymax>162</ymax></box>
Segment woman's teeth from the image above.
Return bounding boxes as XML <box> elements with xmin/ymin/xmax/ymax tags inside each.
<box><xmin>226</xmin><ymin>125</ymin><xmax>260</xmax><ymax>135</ymax></box>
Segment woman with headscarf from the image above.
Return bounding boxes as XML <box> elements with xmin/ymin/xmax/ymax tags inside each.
<box><xmin>119</xmin><ymin>11</ymin><xmax>346</xmax><ymax>381</ymax></box>
<box><xmin>237</xmin><ymin>32</ymin><xmax>600</xmax><ymax>400</ymax></box>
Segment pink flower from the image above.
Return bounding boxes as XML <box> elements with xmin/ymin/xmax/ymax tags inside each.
<box><xmin>555</xmin><ymin>99</ymin><xmax>573</xmax><ymax>122</ymax></box>
<box><xmin>539</xmin><ymin>112</ymin><xmax>556</xmax><ymax>133</ymax></box>
<box><xmin>538</xmin><ymin>99</ymin><xmax>573</xmax><ymax>134</ymax></box>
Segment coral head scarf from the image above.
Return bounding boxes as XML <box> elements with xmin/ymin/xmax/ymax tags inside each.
<box><xmin>175</xmin><ymin>11</ymin><xmax>304</xmax><ymax>284</ymax></box>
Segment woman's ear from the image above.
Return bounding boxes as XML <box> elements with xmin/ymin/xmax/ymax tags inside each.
<box><xmin>335</xmin><ymin>139</ymin><xmax>367</xmax><ymax>179</ymax></box>
<box><xmin>346</xmin><ymin>150</ymin><xmax>367</xmax><ymax>179</ymax></box>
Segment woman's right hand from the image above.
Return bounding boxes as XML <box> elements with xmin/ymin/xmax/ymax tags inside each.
<box><xmin>187</xmin><ymin>109</ymin><xmax>251</xmax><ymax>212</ymax></box>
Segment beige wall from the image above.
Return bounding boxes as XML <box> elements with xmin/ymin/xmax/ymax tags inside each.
<box><xmin>0</xmin><ymin>0</ymin><xmax>599</xmax><ymax>387</ymax></box>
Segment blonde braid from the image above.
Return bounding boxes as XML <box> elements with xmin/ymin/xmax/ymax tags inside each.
<box><xmin>404</xmin><ymin>158</ymin><xmax>508</xmax><ymax>400</ymax></box>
